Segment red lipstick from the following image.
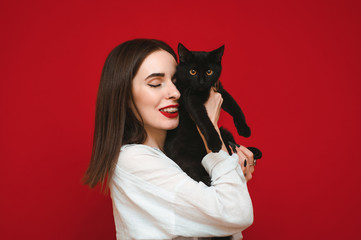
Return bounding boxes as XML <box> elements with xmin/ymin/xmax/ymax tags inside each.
<box><xmin>159</xmin><ymin>105</ymin><xmax>179</xmax><ymax>118</ymax></box>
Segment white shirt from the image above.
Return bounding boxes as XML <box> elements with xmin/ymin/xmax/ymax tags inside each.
<box><xmin>110</xmin><ymin>144</ymin><xmax>253</xmax><ymax>240</ymax></box>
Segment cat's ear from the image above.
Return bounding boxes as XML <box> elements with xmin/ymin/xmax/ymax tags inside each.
<box><xmin>211</xmin><ymin>45</ymin><xmax>225</xmax><ymax>62</ymax></box>
<box><xmin>178</xmin><ymin>43</ymin><xmax>191</xmax><ymax>62</ymax></box>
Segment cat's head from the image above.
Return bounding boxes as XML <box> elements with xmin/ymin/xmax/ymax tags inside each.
<box><xmin>176</xmin><ymin>43</ymin><xmax>224</xmax><ymax>91</ymax></box>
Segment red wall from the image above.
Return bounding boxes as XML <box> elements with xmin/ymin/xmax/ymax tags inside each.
<box><xmin>1</xmin><ymin>0</ymin><xmax>360</xmax><ymax>239</ymax></box>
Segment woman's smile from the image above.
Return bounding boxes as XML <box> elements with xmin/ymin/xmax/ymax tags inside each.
<box><xmin>159</xmin><ymin>104</ymin><xmax>179</xmax><ymax>118</ymax></box>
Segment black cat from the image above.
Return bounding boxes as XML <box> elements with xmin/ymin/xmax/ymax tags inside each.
<box><xmin>164</xmin><ymin>43</ymin><xmax>261</xmax><ymax>239</ymax></box>
<box><xmin>165</xmin><ymin>43</ymin><xmax>261</xmax><ymax>182</ymax></box>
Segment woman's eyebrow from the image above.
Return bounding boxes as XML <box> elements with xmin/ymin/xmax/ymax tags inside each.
<box><xmin>145</xmin><ymin>73</ymin><xmax>165</xmax><ymax>80</ymax></box>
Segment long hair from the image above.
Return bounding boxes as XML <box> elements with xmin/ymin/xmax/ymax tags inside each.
<box><xmin>83</xmin><ymin>39</ymin><xmax>177</xmax><ymax>191</ymax></box>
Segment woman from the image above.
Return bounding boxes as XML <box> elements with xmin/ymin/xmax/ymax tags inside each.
<box><xmin>84</xmin><ymin>39</ymin><xmax>255</xmax><ymax>239</ymax></box>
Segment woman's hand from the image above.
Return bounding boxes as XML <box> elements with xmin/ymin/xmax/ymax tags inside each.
<box><xmin>204</xmin><ymin>88</ymin><xmax>223</xmax><ymax>126</ymax></box>
<box><xmin>198</xmin><ymin>89</ymin><xmax>228</xmax><ymax>153</ymax></box>
<box><xmin>233</xmin><ymin>145</ymin><xmax>255</xmax><ymax>182</ymax></box>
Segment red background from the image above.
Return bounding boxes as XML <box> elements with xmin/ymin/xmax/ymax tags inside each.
<box><xmin>1</xmin><ymin>0</ymin><xmax>361</xmax><ymax>239</ymax></box>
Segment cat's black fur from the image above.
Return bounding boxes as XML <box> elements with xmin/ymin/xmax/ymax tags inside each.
<box><xmin>165</xmin><ymin>43</ymin><xmax>261</xmax><ymax>180</ymax></box>
<box><xmin>164</xmin><ymin>44</ymin><xmax>261</xmax><ymax>238</ymax></box>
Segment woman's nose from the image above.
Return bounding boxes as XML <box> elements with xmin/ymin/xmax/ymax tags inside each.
<box><xmin>167</xmin><ymin>80</ymin><xmax>181</xmax><ymax>100</ymax></box>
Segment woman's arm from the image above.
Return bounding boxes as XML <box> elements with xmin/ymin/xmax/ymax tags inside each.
<box><xmin>111</xmin><ymin>144</ymin><xmax>253</xmax><ymax>238</ymax></box>
<box><xmin>201</xmin><ymin>89</ymin><xmax>255</xmax><ymax>181</ymax></box>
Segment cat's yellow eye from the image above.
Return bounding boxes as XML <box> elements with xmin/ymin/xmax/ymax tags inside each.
<box><xmin>189</xmin><ymin>69</ymin><xmax>197</xmax><ymax>75</ymax></box>
<box><xmin>206</xmin><ymin>70</ymin><xmax>214</xmax><ymax>76</ymax></box>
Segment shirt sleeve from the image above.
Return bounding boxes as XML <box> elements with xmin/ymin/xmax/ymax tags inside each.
<box><xmin>111</xmin><ymin>145</ymin><xmax>253</xmax><ymax>238</ymax></box>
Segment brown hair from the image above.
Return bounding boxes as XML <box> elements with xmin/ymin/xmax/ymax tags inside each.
<box><xmin>83</xmin><ymin>39</ymin><xmax>177</xmax><ymax>191</ymax></box>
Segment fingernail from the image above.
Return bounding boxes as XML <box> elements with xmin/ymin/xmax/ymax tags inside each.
<box><xmin>228</xmin><ymin>141</ymin><xmax>237</xmax><ymax>153</ymax></box>
<box><xmin>244</xmin><ymin>160</ymin><xmax>247</xmax><ymax>167</ymax></box>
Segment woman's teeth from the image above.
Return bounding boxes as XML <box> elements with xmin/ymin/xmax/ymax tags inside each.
<box><xmin>160</xmin><ymin>107</ymin><xmax>178</xmax><ymax>113</ymax></box>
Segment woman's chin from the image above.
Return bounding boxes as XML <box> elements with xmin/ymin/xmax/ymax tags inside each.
<box><xmin>166</xmin><ymin>120</ymin><xmax>179</xmax><ymax>130</ymax></box>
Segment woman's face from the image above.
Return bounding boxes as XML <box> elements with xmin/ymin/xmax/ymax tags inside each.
<box><xmin>132</xmin><ymin>50</ymin><xmax>180</xmax><ymax>135</ymax></box>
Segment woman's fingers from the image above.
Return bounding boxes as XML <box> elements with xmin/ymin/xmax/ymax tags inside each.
<box><xmin>239</xmin><ymin>145</ymin><xmax>255</xmax><ymax>164</ymax></box>
<box><xmin>234</xmin><ymin>146</ymin><xmax>255</xmax><ymax>181</ymax></box>
<box><xmin>235</xmin><ymin>148</ymin><xmax>250</xmax><ymax>180</ymax></box>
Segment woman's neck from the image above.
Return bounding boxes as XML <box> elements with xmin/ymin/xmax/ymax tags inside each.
<box><xmin>143</xmin><ymin>127</ymin><xmax>166</xmax><ymax>151</ymax></box>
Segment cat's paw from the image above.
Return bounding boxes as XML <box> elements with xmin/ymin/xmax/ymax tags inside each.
<box><xmin>206</xmin><ymin>136</ymin><xmax>223</xmax><ymax>152</ymax></box>
<box><xmin>247</xmin><ymin>147</ymin><xmax>262</xmax><ymax>159</ymax></box>
<box><xmin>235</xmin><ymin>120</ymin><xmax>251</xmax><ymax>137</ymax></box>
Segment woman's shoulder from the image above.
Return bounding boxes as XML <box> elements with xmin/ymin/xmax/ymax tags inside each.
<box><xmin>119</xmin><ymin>144</ymin><xmax>164</xmax><ymax>158</ymax></box>
<box><xmin>116</xmin><ymin>144</ymin><xmax>180</xmax><ymax>173</ymax></box>
<box><xmin>120</xmin><ymin>143</ymin><xmax>160</xmax><ymax>151</ymax></box>
<box><xmin>113</xmin><ymin>144</ymin><xmax>185</xmax><ymax>190</ymax></box>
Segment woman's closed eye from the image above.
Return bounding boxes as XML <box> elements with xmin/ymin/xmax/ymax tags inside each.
<box><xmin>147</xmin><ymin>79</ymin><xmax>162</xmax><ymax>88</ymax></box>
<box><xmin>148</xmin><ymin>83</ymin><xmax>161</xmax><ymax>88</ymax></box>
